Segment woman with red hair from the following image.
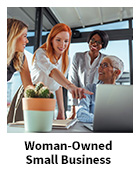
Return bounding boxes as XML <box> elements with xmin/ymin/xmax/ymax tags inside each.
<box><xmin>31</xmin><ymin>23</ymin><xmax>93</xmax><ymax>120</ymax></box>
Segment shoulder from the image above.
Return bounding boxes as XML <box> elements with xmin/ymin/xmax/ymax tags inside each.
<box><xmin>73</xmin><ymin>51</ymin><xmax>88</xmax><ymax>62</ymax></box>
<box><xmin>36</xmin><ymin>48</ymin><xmax>47</xmax><ymax>56</ymax></box>
<box><xmin>74</xmin><ymin>51</ymin><xmax>88</xmax><ymax>58</ymax></box>
<box><xmin>100</xmin><ymin>52</ymin><xmax>107</xmax><ymax>58</ymax></box>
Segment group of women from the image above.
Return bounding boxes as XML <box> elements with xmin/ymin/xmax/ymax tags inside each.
<box><xmin>7</xmin><ymin>18</ymin><xmax>110</xmax><ymax>120</ymax></box>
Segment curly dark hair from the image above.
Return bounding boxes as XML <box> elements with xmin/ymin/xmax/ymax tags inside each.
<box><xmin>87</xmin><ymin>30</ymin><xmax>109</xmax><ymax>48</ymax></box>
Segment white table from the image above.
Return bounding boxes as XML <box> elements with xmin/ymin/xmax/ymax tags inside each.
<box><xmin>7</xmin><ymin>122</ymin><xmax>92</xmax><ymax>133</ymax></box>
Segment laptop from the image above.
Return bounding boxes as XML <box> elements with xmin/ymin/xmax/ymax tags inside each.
<box><xmin>84</xmin><ymin>84</ymin><xmax>133</xmax><ymax>132</ymax></box>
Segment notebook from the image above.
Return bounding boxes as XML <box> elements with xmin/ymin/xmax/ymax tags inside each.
<box><xmin>8</xmin><ymin>118</ymin><xmax>78</xmax><ymax>129</ymax></box>
<box><xmin>52</xmin><ymin>119</ymin><xmax>78</xmax><ymax>129</ymax></box>
<box><xmin>84</xmin><ymin>84</ymin><xmax>133</xmax><ymax>132</ymax></box>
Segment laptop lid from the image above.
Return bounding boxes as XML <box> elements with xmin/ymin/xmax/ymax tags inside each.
<box><xmin>93</xmin><ymin>84</ymin><xmax>133</xmax><ymax>132</ymax></box>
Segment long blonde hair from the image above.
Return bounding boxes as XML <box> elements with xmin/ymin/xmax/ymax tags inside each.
<box><xmin>7</xmin><ymin>18</ymin><xmax>28</xmax><ymax>71</ymax></box>
<box><xmin>32</xmin><ymin>23</ymin><xmax>72</xmax><ymax>74</ymax></box>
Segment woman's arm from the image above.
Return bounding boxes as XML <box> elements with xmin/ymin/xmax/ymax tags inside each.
<box><xmin>20</xmin><ymin>56</ymin><xmax>33</xmax><ymax>89</ymax></box>
<box><xmin>55</xmin><ymin>87</ymin><xmax>65</xmax><ymax>120</ymax></box>
<box><xmin>49</xmin><ymin>68</ymin><xmax>93</xmax><ymax>99</ymax></box>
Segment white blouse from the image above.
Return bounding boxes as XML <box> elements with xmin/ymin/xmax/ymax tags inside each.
<box><xmin>85</xmin><ymin>52</ymin><xmax>102</xmax><ymax>84</ymax></box>
<box><xmin>69</xmin><ymin>51</ymin><xmax>106</xmax><ymax>105</ymax></box>
<box><xmin>31</xmin><ymin>48</ymin><xmax>69</xmax><ymax>91</ymax></box>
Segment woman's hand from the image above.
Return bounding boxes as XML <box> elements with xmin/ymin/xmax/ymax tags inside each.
<box><xmin>67</xmin><ymin>83</ymin><xmax>93</xmax><ymax>99</ymax></box>
<box><xmin>50</xmin><ymin>68</ymin><xmax>93</xmax><ymax>99</ymax></box>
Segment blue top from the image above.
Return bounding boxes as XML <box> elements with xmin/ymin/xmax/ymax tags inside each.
<box><xmin>77</xmin><ymin>81</ymin><xmax>103</xmax><ymax>123</ymax></box>
<box><xmin>77</xmin><ymin>83</ymin><xmax>97</xmax><ymax>123</ymax></box>
<box><xmin>7</xmin><ymin>55</ymin><xmax>25</xmax><ymax>81</ymax></box>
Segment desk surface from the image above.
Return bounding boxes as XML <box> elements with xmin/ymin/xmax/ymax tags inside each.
<box><xmin>7</xmin><ymin>122</ymin><xmax>92</xmax><ymax>133</ymax></box>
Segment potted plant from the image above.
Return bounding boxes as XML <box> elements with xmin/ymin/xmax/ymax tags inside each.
<box><xmin>22</xmin><ymin>82</ymin><xmax>56</xmax><ymax>132</ymax></box>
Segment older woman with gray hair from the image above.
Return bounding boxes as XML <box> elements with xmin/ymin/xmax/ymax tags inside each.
<box><xmin>76</xmin><ymin>55</ymin><xmax>124</xmax><ymax>123</ymax></box>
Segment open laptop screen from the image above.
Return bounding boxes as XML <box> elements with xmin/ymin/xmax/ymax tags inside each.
<box><xmin>93</xmin><ymin>84</ymin><xmax>133</xmax><ymax>132</ymax></box>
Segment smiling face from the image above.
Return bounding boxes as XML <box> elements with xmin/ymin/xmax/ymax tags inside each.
<box><xmin>98</xmin><ymin>58</ymin><xmax>117</xmax><ymax>84</ymax></box>
<box><xmin>89</xmin><ymin>34</ymin><xmax>103</xmax><ymax>55</ymax></box>
<box><xmin>15</xmin><ymin>27</ymin><xmax>29</xmax><ymax>52</ymax></box>
<box><xmin>52</xmin><ymin>31</ymin><xmax>70</xmax><ymax>58</ymax></box>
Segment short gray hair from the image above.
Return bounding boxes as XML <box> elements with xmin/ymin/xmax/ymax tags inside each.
<box><xmin>103</xmin><ymin>55</ymin><xmax>124</xmax><ymax>80</ymax></box>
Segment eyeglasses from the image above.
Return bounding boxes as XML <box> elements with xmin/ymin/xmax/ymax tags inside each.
<box><xmin>100</xmin><ymin>62</ymin><xmax>118</xmax><ymax>70</ymax></box>
<box><xmin>99</xmin><ymin>62</ymin><xmax>110</xmax><ymax>69</ymax></box>
<box><xmin>90</xmin><ymin>38</ymin><xmax>103</xmax><ymax>46</ymax></box>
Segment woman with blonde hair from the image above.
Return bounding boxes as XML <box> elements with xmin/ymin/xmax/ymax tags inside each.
<box><xmin>31</xmin><ymin>23</ymin><xmax>93</xmax><ymax>120</ymax></box>
<box><xmin>7</xmin><ymin>18</ymin><xmax>32</xmax><ymax>88</ymax></box>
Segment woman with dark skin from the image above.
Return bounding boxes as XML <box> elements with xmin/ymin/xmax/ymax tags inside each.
<box><xmin>69</xmin><ymin>30</ymin><xmax>109</xmax><ymax>119</ymax></box>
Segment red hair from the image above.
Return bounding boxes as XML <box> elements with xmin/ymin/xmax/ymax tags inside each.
<box><xmin>32</xmin><ymin>23</ymin><xmax>72</xmax><ymax>74</ymax></box>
